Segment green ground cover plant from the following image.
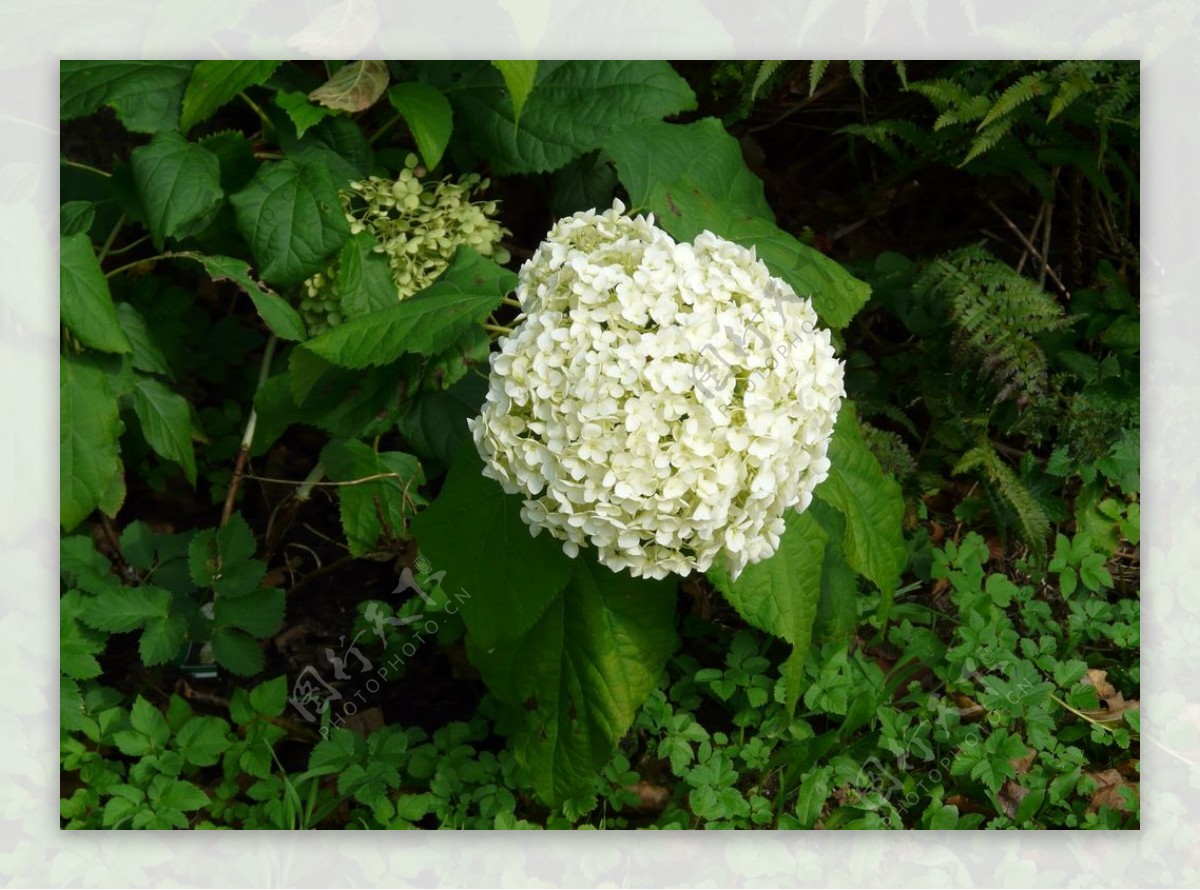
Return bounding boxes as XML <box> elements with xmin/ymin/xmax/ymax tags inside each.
<box><xmin>60</xmin><ymin>59</ymin><xmax>1138</xmax><ymax>829</ymax></box>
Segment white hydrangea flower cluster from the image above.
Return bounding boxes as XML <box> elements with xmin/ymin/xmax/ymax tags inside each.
<box><xmin>470</xmin><ymin>200</ymin><xmax>846</xmax><ymax>580</ymax></box>
<box><xmin>301</xmin><ymin>154</ymin><xmax>510</xmax><ymax>334</ymax></box>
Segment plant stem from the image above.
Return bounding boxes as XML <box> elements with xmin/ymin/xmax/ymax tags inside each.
<box><xmin>105</xmin><ymin>254</ymin><xmax>170</xmax><ymax>279</ymax></box>
<box><xmin>240</xmin><ymin>91</ymin><xmax>273</xmax><ymax>133</ymax></box>
<box><xmin>61</xmin><ymin>158</ymin><xmax>111</xmax><ymax>178</ymax></box>
<box><xmin>220</xmin><ymin>335</ymin><xmax>278</xmax><ymax>527</ymax></box>
<box><xmin>483</xmin><ymin>323</ymin><xmax>513</xmax><ymax>335</ymax></box>
<box><xmin>369</xmin><ymin>113</ymin><xmax>403</xmax><ymax>145</ymax></box>
<box><xmin>96</xmin><ymin>213</ymin><xmax>126</xmax><ymax>264</ymax></box>
<box><xmin>295</xmin><ymin>462</ymin><xmax>326</xmax><ymax>503</ymax></box>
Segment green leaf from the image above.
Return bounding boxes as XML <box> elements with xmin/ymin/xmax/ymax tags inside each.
<box><xmin>320</xmin><ymin>439</ymin><xmax>425</xmax><ymax>556</ymax></box>
<box><xmin>229</xmin><ymin>159</ymin><xmax>352</xmax><ymax>289</ymax></box>
<box><xmin>334</xmin><ymin>231</ymin><xmax>399</xmax><ymax>318</ymax></box>
<box><xmin>60</xmin><ymin>61</ymin><xmax>194</xmax><ymax>133</ymax></box>
<box><xmin>213</xmin><ymin>586</ymin><xmax>285</xmax><ymax>638</ymax></box>
<box><xmin>212</xmin><ymin>629</ymin><xmax>264</xmax><ymax>676</ymax></box>
<box><xmin>248</xmin><ymin>675</ymin><xmax>288</xmax><ymax>718</ymax></box>
<box><xmin>708</xmin><ymin>510</ymin><xmax>827</xmax><ymax>714</ymax></box>
<box><xmin>131</xmin><ymin>375</ymin><xmax>197</xmax><ymax>485</ymax></box>
<box><xmin>77</xmin><ymin>584</ymin><xmax>170</xmax><ymax>632</ymax></box>
<box><xmin>299</xmin><ymin>248</ymin><xmax>515</xmax><ymax>369</ymax></box>
<box><xmin>472</xmin><ymin>554</ymin><xmax>678</xmax><ymax>805</ymax></box>
<box><xmin>139</xmin><ymin>612</ymin><xmax>187</xmax><ymax>666</ymax></box>
<box><xmin>61</xmin><ymin>354</ymin><xmax>123</xmax><ymax>531</ymax></box>
<box><xmin>421</xmin><ymin>60</ymin><xmax>696</xmax><ymax>174</ymax></box>
<box><xmin>61</xmin><ymin>536</ymin><xmax>116</xmax><ymax>595</ymax></box>
<box><xmin>386</xmin><ymin>82</ymin><xmax>454</xmax><ymax>170</ymax></box>
<box><xmin>396</xmin><ymin>373</ymin><xmax>487</xmax><ymax>469</ymax></box>
<box><xmin>130</xmin><ymin>695</ymin><xmax>171</xmax><ymax>750</ymax></box>
<box><xmin>309</xmin><ymin>60</ymin><xmax>390</xmax><ymax>113</ymax></box>
<box><xmin>275</xmin><ymin>90</ymin><xmax>339</xmax><ymax>139</ymax></box>
<box><xmin>153</xmin><ymin>778</ymin><xmax>210</xmax><ymax>811</ymax></box>
<box><xmin>410</xmin><ymin>440</ymin><xmax>573</xmax><ymax>651</ymax></box>
<box><xmin>490</xmin><ymin>60</ymin><xmax>537</xmax><ymax>124</ymax></box>
<box><xmin>217</xmin><ymin>511</ymin><xmax>257</xmax><ymax>566</ymax></box>
<box><xmin>115</xmin><ymin>303</ymin><xmax>172</xmax><ymax>376</ymax></box>
<box><xmin>61</xmin><ymin>592</ymin><xmax>107</xmax><ymax>680</ymax></box>
<box><xmin>130</xmin><ymin>131</ymin><xmax>224</xmax><ymax>248</ymax></box>
<box><xmin>174</xmin><ymin>715</ymin><xmax>233</xmax><ymax>766</ymax></box>
<box><xmin>604</xmin><ymin>118</ymin><xmax>872</xmax><ymax>330</ymax></box>
<box><xmin>60</xmin><ymin>233</ymin><xmax>131</xmax><ymax>355</ymax></box>
<box><xmin>185</xmin><ymin>253</ymin><xmax>308</xmax><ymax>341</ymax></box>
<box><xmin>61</xmin><ymin>201</ymin><xmax>96</xmax><ymax>237</ymax></box>
<box><xmin>180</xmin><ymin>60</ymin><xmax>282</xmax><ymax>133</ymax></box>
<box><xmin>188</xmin><ymin>528</ymin><xmax>218</xmax><ymax>588</ymax></box>
<box><xmin>813</xmin><ymin>409</ymin><xmax>907</xmax><ymax>597</ymax></box>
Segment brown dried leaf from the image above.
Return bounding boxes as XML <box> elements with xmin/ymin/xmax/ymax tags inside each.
<box><xmin>1085</xmin><ymin>768</ymin><xmax>1139</xmax><ymax>813</ymax></box>
<box><xmin>309</xmin><ymin>60</ymin><xmax>390</xmax><ymax>113</ymax></box>
<box><xmin>998</xmin><ymin>779</ymin><xmax>1030</xmax><ymax>818</ymax></box>
<box><xmin>622</xmin><ymin>780</ymin><xmax>671</xmax><ymax>813</ymax></box>
<box><xmin>1010</xmin><ymin>747</ymin><xmax>1037</xmax><ymax>774</ymax></box>
<box><xmin>1081</xmin><ymin>669</ymin><xmax>1139</xmax><ymax>724</ymax></box>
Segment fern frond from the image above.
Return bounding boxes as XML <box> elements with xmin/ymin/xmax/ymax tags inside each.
<box><xmin>809</xmin><ymin>60</ymin><xmax>830</xmax><ymax>96</ymax></box>
<box><xmin>848</xmin><ymin>60</ymin><xmax>867</xmax><ymax>93</ymax></box>
<box><xmin>961</xmin><ymin>117</ymin><xmax>1014</xmax><ymax>166</ymax></box>
<box><xmin>750</xmin><ymin>60</ymin><xmax>785</xmax><ymax>102</ymax></box>
<box><xmin>979</xmin><ymin>72</ymin><xmax>1048</xmax><ymax>129</ymax></box>
<box><xmin>908</xmin><ymin>78</ymin><xmax>974</xmax><ymax>110</ymax></box>
<box><xmin>953</xmin><ymin>444</ymin><xmax>1051</xmax><ymax>557</ymax></box>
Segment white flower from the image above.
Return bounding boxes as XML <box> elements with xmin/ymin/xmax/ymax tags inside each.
<box><xmin>470</xmin><ymin>201</ymin><xmax>846</xmax><ymax>580</ymax></box>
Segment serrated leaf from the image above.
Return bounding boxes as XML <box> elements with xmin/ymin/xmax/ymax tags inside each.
<box><xmin>248</xmin><ymin>675</ymin><xmax>288</xmax><ymax>718</ymax></box>
<box><xmin>335</xmin><ymin>231</ymin><xmax>399</xmax><ymax>318</ymax></box>
<box><xmin>60</xmin><ymin>233</ymin><xmax>131</xmax><ymax>355</ymax></box>
<box><xmin>60</xmin><ymin>61</ymin><xmax>195</xmax><ymax>133</ymax></box>
<box><xmin>174</xmin><ymin>715</ymin><xmax>233</xmax><ymax>766</ymax></box>
<box><xmin>471</xmin><ymin>554</ymin><xmax>677</xmax><ymax>805</ymax></box>
<box><xmin>605</xmin><ymin>118</ymin><xmax>871</xmax><ymax>331</ymax></box>
<box><xmin>131</xmin><ymin>375</ymin><xmax>196</xmax><ymax>485</ymax></box>
<box><xmin>320</xmin><ymin>439</ymin><xmax>425</xmax><ymax>556</ymax></box>
<box><xmin>708</xmin><ymin>510</ymin><xmax>827</xmax><ymax>714</ymax></box>
<box><xmin>411</xmin><ymin>440</ymin><xmax>574</xmax><ymax>651</ymax></box>
<box><xmin>180</xmin><ymin>60</ymin><xmax>282</xmax><ymax>133</ymax></box>
<box><xmin>420</xmin><ymin>60</ymin><xmax>696</xmax><ymax>175</ymax></box>
<box><xmin>310</xmin><ymin>60</ymin><xmax>390</xmax><ymax>113</ymax></box>
<box><xmin>188</xmin><ymin>528</ymin><xmax>218</xmax><ymax>588</ymax></box>
<box><xmin>275</xmin><ymin>90</ymin><xmax>339</xmax><ymax>138</ymax></box>
<box><xmin>299</xmin><ymin>247</ymin><xmax>514</xmax><ymax>369</ymax></box>
<box><xmin>229</xmin><ymin>159</ymin><xmax>352</xmax><ymax>289</ymax></box>
<box><xmin>130</xmin><ymin>131</ymin><xmax>224</xmax><ymax>248</ymax></box>
<box><xmin>214</xmin><ymin>559</ymin><xmax>267</xmax><ymax>599</ymax></box>
<box><xmin>813</xmin><ymin>409</ymin><xmax>906</xmax><ymax>597</ymax></box>
<box><xmin>183</xmin><ymin>253</ymin><xmax>307</xmax><ymax>341</ymax></box>
<box><xmin>139</xmin><ymin>612</ymin><xmax>187</xmax><ymax>666</ymax></box>
<box><xmin>61</xmin><ymin>593</ymin><xmax>107</xmax><ymax>680</ymax></box>
<box><xmin>212</xmin><ymin>629</ymin><xmax>264</xmax><ymax>676</ymax></box>
<box><xmin>61</xmin><ymin>354</ymin><xmax>123</xmax><ymax>531</ymax></box>
<box><xmin>115</xmin><ymin>303</ymin><xmax>172</xmax><ymax>376</ymax></box>
<box><xmin>386</xmin><ymin>81</ymin><xmax>453</xmax><ymax>170</ymax></box>
<box><xmin>61</xmin><ymin>536</ymin><xmax>116</xmax><ymax>595</ymax></box>
<box><xmin>130</xmin><ymin>695</ymin><xmax>170</xmax><ymax>750</ymax></box>
<box><xmin>217</xmin><ymin>512</ymin><xmax>257</xmax><ymax>566</ymax></box>
<box><xmin>154</xmin><ymin>778</ymin><xmax>210</xmax><ymax>811</ymax></box>
<box><xmin>490</xmin><ymin>60</ymin><xmax>537</xmax><ymax>124</ymax></box>
<box><xmin>78</xmin><ymin>584</ymin><xmax>170</xmax><ymax>632</ymax></box>
<box><xmin>213</xmin><ymin>586</ymin><xmax>285</xmax><ymax>638</ymax></box>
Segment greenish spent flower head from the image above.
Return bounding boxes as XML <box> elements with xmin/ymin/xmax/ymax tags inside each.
<box><xmin>301</xmin><ymin>153</ymin><xmax>510</xmax><ymax>334</ymax></box>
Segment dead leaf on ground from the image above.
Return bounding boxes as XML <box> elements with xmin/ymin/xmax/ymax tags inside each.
<box><xmin>1081</xmin><ymin>669</ymin><xmax>1140</xmax><ymax>724</ymax></box>
<box><xmin>998</xmin><ymin>779</ymin><xmax>1030</xmax><ymax>818</ymax></box>
<box><xmin>1085</xmin><ymin>768</ymin><xmax>1139</xmax><ymax>813</ymax></box>
<box><xmin>622</xmin><ymin>780</ymin><xmax>671</xmax><ymax>813</ymax></box>
<box><xmin>1010</xmin><ymin>747</ymin><xmax>1037</xmax><ymax>774</ymax></box>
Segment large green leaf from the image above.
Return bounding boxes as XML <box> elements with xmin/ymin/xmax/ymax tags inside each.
<box><xmin>212</xmin><ymin>629</ymin><xmax>264</xmax><ymax>676</ymax></box>
<box><xmin>60</xmin><ymin>234</ymin><xmax>131</xmax><ymax>355</ymax></box>
<box><xmin>396</xmin><ymin>373</ymin><xmax>487</xmax><ymax>469</ymax></box>
<box><xmin>60</xmin><ymin>61</ymin><xmax>195</xmax><ymax>133</ymax></box>
<box><xmin>299</xmin><ymin>248</ymin><xmax>515</xmax><ymax>369</ymax></box>
<box><xmin>605</xmin><ymin>117</ymin><xmax>871</xmax><ymax>331</ymax></box>
<box><xmin>708</xmin><ymin>510</ymin><xmax>828</xmax><ymax>713</ymax></box>
<box><xmin>410</xmin><ymin>440</ymin><xmax>573</xmax><ymax>651</ymax></box>
<box><xmin>131</xmin><ymin>375</ymin><xmax>196</xmax><ymax>485</ymax></box>
<box><xmin>320</xmin><ymin>439</ymin><xmax>425</xmax><ymax>556</ymax></box>
<box><xmin>180</xmin><ymin>60</ymin><xmax>282</xmax><ymax>133</ymax></box>
<box><xmin>61</xmin><ymin>354</ymin><xmax>122</xmax><ymax>531</ymax></box>
<box><xmin>813</xmin><ymin>408</ymin><xmax>907</xmax><ymax>598</ymax></box>
<box><xmin>77</xmin><ymin>584</ymin><xmax>170</xmax><ymax>633</ymax></box>
<box><xmin>490</xmin><ymin>60</ymin><xmax>537</xmax><ymax>124</ymax></box>
<box><xmin>115</xmin><ymin>303</ymin><xmax>172</xmax><ymax>376</ymax></box>
<box><xmin>420</xmin><ymin>60</ymin><xmax>696</xmax><ymax>174</ymax></box>
<box><xmin>472</xmin><ymin>554</ymin><xmax>678</xmax><ymax>804</ymax></box>
<box><xmin>213</xmin><ymin>586</ymin><xmax>285</xmax><ymax>638</ymax></box>
<box><xmin>334</xmin><ymin>232</ymin><xmax>399</xmax><ymax>319</ymax></box>
<box><xmin>228</xmin><ymin>159</ymin><xmax>351</xmax><ymax>289</ymax></box>
<box><xmin>386</xmin><ymin>82</ymin><xmax>454</xmax><ymax>170</ymax></box>
<box><xmin>186</xmin><ymin>253</ymin><xmax>307</xmax><ymax>341</ymax></box>
<box><xmin>275</xmin><ymin>90</ymin><xmax>339</xmax><ymax>139</ymax></box>
<box><xmin>130</xmin><ymin>131</ymin><xmax>224</xmax><ymax>248</ymax></box>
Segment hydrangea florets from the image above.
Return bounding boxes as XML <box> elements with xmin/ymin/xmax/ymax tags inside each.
<box><xmin>470</xmin><ymin>201</ymin><xmax>845</xmax><ymax>580</ymax></box>
<box><xmin>301</xmin><ymin>154</ymin><xmax>509</xmax><ymax>334</ymax></box>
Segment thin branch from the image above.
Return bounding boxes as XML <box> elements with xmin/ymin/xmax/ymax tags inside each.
<box><xmin>220</xmin><ymin>335</ymin><xmax>278</xmax><ymax>527</ymax></box>
<box><xmin>985</xmin><ymin>198</ymin><xmax>1069</xmax><ymax>297</ymax></box>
